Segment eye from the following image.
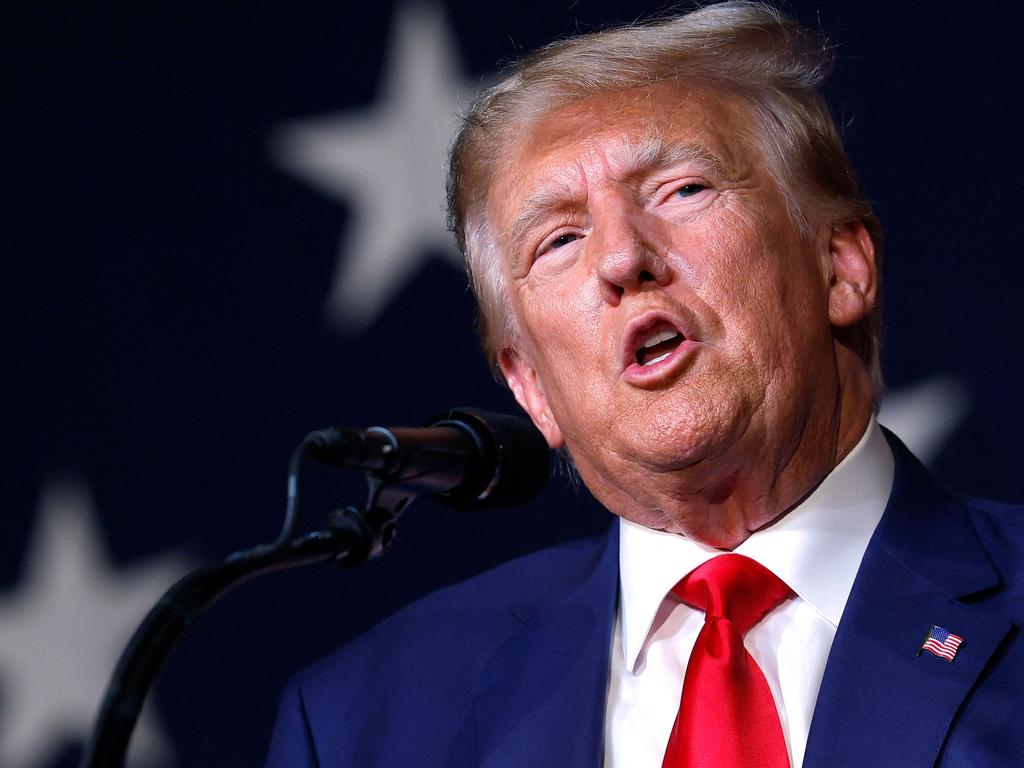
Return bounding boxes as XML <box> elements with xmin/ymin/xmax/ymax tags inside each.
<box><xmin>675</xmin><ymin>183</ymin><xmax>707</xmax><ymax>198</ymax></box>
<box><xmin>536</xmin><ymin>231</ymin><xmax>581</xmax><ymax>259</ymax></box>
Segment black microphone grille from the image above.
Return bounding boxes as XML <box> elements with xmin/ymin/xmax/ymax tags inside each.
<box><xmin>429</xmin><ymin>407</ymin><xmax>551</xmax><ymax>511</ymax></box>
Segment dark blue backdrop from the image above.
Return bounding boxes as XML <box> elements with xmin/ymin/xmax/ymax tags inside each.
<box><xmin>2</xmin><ymin>2</ymin><xmax>1021</xmax><ymax>766</ymax></box>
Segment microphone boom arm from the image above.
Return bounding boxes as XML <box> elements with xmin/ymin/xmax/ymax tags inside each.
<box><xmin>80</xmin><ymin>529</ymin><xmax>355</xmax><ymax>768</ymax></box>
<box><xmin>80</xmin><ymin>408</ymin><xmax>550</xmax><ymax>767</ymax></box>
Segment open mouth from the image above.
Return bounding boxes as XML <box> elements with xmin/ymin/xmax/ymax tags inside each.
<box><xmin>620</xmin><ymin>311</ymin><xmax>697</xmax><ymax>384</ymax></box>
<box><xmin>635</xmin><ymin>328</ymin><xmax>686</xmax><ymax>367</ymax></box>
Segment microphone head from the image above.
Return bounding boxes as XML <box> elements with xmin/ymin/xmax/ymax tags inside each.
<box><xmin>429</xmin><ymin>407</ymin><xmax>551</xmax><ymax>510</ymax></box>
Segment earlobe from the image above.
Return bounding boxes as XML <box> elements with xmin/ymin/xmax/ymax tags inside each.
<box><xmin>498</xmin><ymin>348</ymin><xmax>565</xmax><ymax>449</ymax></box>
<box><xmin>825</xmin><ymin>220</ymin><xmax>878</xmax><ymax>327</ymax></box>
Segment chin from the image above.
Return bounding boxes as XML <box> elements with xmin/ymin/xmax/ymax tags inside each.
<box><xmin>616</xmin><ymin>397</ymin><xmax>746</xmax><ymax>473</ymax></box>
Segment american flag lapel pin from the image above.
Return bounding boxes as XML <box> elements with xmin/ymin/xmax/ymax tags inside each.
<box><xmin>917</xmin><ymin>625</ymin><xmax>964</xmax><ymax>662</ymax></box>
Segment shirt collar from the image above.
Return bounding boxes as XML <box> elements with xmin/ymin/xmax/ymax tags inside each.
<box><xmin>618</xmin><ymin>418</ymin><xmax>894</xmax><ymax>672</ymax></box>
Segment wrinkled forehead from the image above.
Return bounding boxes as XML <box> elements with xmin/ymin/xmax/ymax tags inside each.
<box><xmin>485</xmin><ymin>82</ymin><xmax>760</xmax><ymax>234</ymax></box>
<box><xmin>522</xmin><ymin>128</ymin><xmax>729</xmax><ymax>190</ymax></box>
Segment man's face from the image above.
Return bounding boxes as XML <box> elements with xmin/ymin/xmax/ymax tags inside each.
<box><xmin>489</xmin><ymin>83</ymin><xmax>870</xmax><ymax>541</ymax></box>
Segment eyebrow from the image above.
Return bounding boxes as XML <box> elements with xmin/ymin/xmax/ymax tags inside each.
<box><xmin>505</xmin><ymin>176</ymin><xmax>583</xmax><ymax>261</ymax></box>
<box><xmin>614</xmin><ymin>133</ymin><xmax>731</xmax><ymax>181</ymax></box>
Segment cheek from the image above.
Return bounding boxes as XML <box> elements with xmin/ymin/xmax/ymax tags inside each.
<box><xmin>520</xmin><ymin>271</ymin><xmax>605</xmax><ymax>349</ymax></box>
<box><xmin>683</xmin><ymin>209</ymin><xmax>827</xmax><ymax>371</ymax></box>
<box><xmin>518</xmin><ymin>286</ymin><xmax>621</xmax><ymax>438</ymax></box>
<box><xmin>517</xmin><ymin>281</ymin><xmax>607</xmax><ymax>390</ymax></box>
<box><xmin>676</xmin><ymin>211</ymin><xmax>770</xmax><ymax>322</ymax></box>
<box><xmin>718</xmin><ymin>207</ymin><xmax>812</xmax><ymax>300</ymax></box>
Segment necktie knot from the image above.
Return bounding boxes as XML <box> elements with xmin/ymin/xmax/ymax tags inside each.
<box><xmin>672</xmin><ymin>554</ymin><xmax>793</xmax><ymax>635</ymax></box>
<box><xmin>662</xmin><ymin>553</ymin><xmax>795</xmax><ymax>768</ymax></box>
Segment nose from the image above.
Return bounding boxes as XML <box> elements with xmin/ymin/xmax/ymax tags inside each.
<box><xmin>591</xmin><ymin>197</ymin><xmax>672</xmax><ymax>304</ymax></box>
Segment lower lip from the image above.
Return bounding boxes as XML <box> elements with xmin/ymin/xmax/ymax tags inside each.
<box><xmin>621</xmin><ymin>339</ymin><xmax>701</xmax><ymax>386</ymax></box>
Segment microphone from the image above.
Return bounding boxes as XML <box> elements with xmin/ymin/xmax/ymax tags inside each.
<box><xmin>304</xmin><ymin>408</ymin><xmax>551</xmax><ymax>510</ymax></box>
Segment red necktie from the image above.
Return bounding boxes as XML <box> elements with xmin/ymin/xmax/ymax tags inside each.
<box><xmin>661</xmin><ymin>554</ymin><xmax>794</xmax><ymax>768</ymax></box>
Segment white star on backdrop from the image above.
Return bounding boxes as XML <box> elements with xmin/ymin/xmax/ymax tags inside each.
<box><xmin>0</xmin><ymin>480</ymin><xmax>191</xmax><ymax>767</ymax></box>
<box><xmin>272</xmin><ymin>2</ymin><xmax>477</xmax><ymax>331</ymax></box>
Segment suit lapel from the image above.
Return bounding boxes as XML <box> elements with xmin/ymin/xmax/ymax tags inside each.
<box><xmin>470</xmin><ymin>525</ymin><xmax>619</xmax><ymax>768</ymax></box>
<box><xmin>804</xmin><ymin>434</ymin><xmax>1012</xmax><ymax>768</ymax></box>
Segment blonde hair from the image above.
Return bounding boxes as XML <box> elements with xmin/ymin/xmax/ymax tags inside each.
<box><xmin>447</xmin><ymin>1</ymin><xmax>884</xmax><ymax>400</ymax></box>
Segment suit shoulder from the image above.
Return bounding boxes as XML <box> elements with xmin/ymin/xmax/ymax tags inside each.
<box><xmin>963</xmin><ymin>494</ymin><xmax>1024</xmax><ymax>547</ymax></box>
<box><xmin>406</xmin><ymin>529</ymin><xmax>616</xmax><ymax>616</ymax></box>
<box><xmin>295</xmin><ymin>528</ymin><xmax>615</xmax><ymax>690</ymax></box>
<box><xmin>267</xmin><ymin>529</ymin><xmax>616</xmax><ymax>765</ymax></box>
<box><xmin>963</xmin><ymin>495</ymin><xmax>1024</xmax><ymax>610</ymax></box>
<box><xmin>963</xmin><ymin>495</ymin><xmax>1024</xmax><ymax>527</ymax></box>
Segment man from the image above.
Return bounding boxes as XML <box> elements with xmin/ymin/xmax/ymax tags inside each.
<box><xmin>265</xmin><ymin>3</ymin><xmax>1023</xmax><ymax>766</ymax></box>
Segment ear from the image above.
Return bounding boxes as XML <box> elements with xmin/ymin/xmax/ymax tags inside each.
<box><xmin>825</xmin><ymin>220</ymin><xmax>878</xmax><ymax>327</ymax></box>
<box><xmin>498</xmin><ymin>347</ymin><xmax>565</xmax><ymax>449</ymax></box>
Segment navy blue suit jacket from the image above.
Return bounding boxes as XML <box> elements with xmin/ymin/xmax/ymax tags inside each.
<box><xmin>265</xmin><ymin>436</ymin><xmax>1024</xmax><ymax>766</ymax></box>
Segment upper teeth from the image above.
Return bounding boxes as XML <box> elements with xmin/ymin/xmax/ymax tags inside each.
<box><xmin>641</xmin><ymin>329</ymin><xmax>680</xmax><ymax>349</ymax></box>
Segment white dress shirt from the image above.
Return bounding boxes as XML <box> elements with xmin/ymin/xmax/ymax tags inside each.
<box><xmin>603</xmin><ymin>419</ymin><xmax>895</xmax><ymax>768</ymax></box>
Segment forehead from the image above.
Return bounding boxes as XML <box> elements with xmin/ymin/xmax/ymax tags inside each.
<box><xmin>488</xmin><ymin>82</ymin><xmax>760</xmax><ymax>223</ymax></box>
